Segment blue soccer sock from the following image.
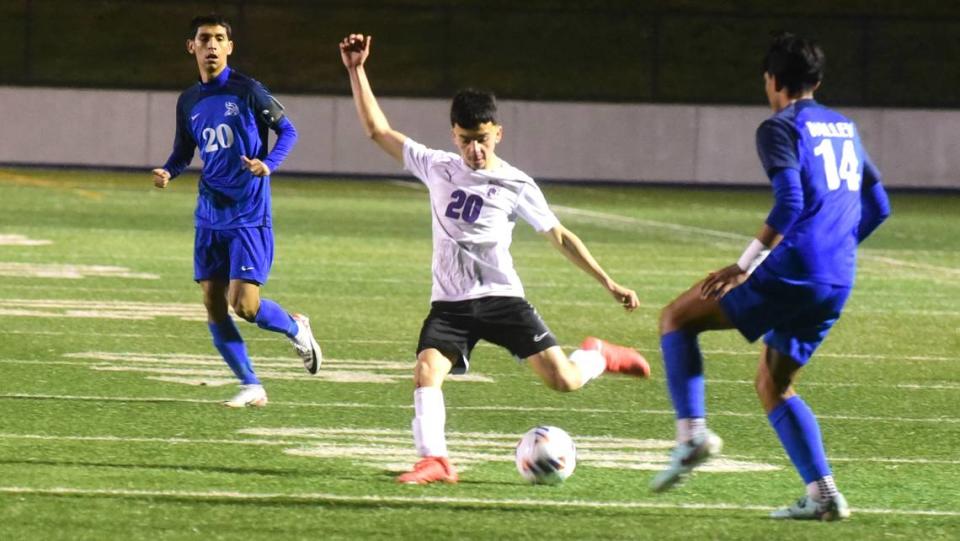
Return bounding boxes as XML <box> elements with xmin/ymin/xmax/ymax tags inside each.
<box><xmin>660</xmin><ymin>330</ymin><xmax>706</xmax><ymax>422</ymax></box>
<box><xmin>209</xmin><ymin>319</ymin><xmax>259</xmax><ymax>385</ymax></box>
<box><xmin>768</xmin><ymin>395</ymin><xmax>832</xmax><ymax>484</ymax></box>
<box><xmin>254</xmin><ymin>298</ymin><xmax>299</xmax><ymax>337</ymax></box>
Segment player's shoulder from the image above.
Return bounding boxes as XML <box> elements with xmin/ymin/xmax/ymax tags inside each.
<box><xmin>406</xmin><ymin>138</ymin><xmax>460</xmax><ymax>164</ymax></box>
<box><xmin>756</xmin><ymin>104</ymin><xmax>804</xmax><ymax>143</ymax></box>
<box><xmin>222</xmin><ymin>69</ymin><xmax>265</xmax><ymax>94</ymax></box>
<box><xmin>177</xmin><ymin>83</ymin><xmax>206</xmax><ymax>113</ymax></box>
<box><xmin>494</xmin><ymin>159</ymin><xmax>536</xmax><ymax>185</ymax></box>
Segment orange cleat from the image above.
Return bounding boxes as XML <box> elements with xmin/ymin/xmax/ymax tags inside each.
<box><xmin>396</xmin><ymin>456</ymin><xmax>459</xmax><ymax>485</ymax></box>
<box><xmin>581</xmin><ymin>336</ymin><xmax>651</xmax><ymax>378</ymax></box>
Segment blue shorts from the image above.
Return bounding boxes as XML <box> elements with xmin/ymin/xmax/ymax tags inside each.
<box><xmin>194</xmin><ymin>226</ymin><xmax>273</xmax><ymax>285</ymax></box>
<box><xmin>719</xmin><ymin>266</ymin><xmax>851</xmax><ymax>365</ymax></box>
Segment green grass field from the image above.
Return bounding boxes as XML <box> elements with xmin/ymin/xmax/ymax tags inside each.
<box><xmin>1</xmin><ymin>168</ymin><xmax>958</xmax><ymax>540</ymax></box>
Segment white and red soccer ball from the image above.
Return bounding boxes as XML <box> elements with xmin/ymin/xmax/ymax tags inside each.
<box><xmin>515</xmin><ymin>425</ymin><xmax>577</xmax><ymax>484</ymax></box>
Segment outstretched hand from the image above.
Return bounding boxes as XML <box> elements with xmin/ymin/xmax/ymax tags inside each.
<box><xmin>340</xmin><ymin>34</ymin><xmax>371</xmax><ymax>69</ymax></box>
<box><xmin>700</xmin><ymin>264</ymin><xmax>748</xmax><ymax>300</ymax></box>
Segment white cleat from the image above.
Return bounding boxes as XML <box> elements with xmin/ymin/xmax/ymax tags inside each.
<box><xmin>770</xmin><ymin>493</ymin><xmax>851</xmax><ymax>521</ymax></box>
<box><xmin>290</xmin><ymin>313</ymin><xmax>322</xmax><ymax>374</ymax></box>
<box><xmin>650</xmin><ymin>430</ymin><xmax>723</xmax><ymax>492</ymax></box>
<box><xmin>223</xmin><ymin>384</ymin><xmax>268</xmax><ymax>408</ymax></box>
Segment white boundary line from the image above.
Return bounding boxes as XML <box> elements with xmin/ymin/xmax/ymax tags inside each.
<box><xmin>2</xmin><ymin>359</ymin><xmax>956</xmax><ymax>391</ymax></box>
<box><xmin>0</xmin><ymin>486</ymin><xmax>957</xmax><ymax>517</ymax></box>
<box><xmin>1</xmin><ymin>432</ymin><xmax>956</xmax><ymax>466</ymax></box>
<box><xmin>551</xmin><ymin>204</ymin><xmax>960</xmax><ymax>279</ymax></box>
<box><xmin>1</xmin><ymin>393</ymin><xmax>957</xmax><ymax>423</ymax></box>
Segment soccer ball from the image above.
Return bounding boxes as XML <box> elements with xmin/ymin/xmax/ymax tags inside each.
<box><xmin>515</xmin><ymin>425</ymin><xmax>577</xmax><ymax>484</ymax></box>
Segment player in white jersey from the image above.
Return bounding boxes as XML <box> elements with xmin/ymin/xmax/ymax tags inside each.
<box><xmin>340</xmin><ymin>34</ymin><xmax>651</xmax><ymax>484</ymax></box>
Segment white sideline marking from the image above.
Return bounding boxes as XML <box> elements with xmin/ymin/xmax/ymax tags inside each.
<box><xmin>0</xmin><ymin>486</ymin><xmax>957</xmax><ymax>517</ymax></box>
<box><xmin>0</xmin><ymin>234</ymin><xmax>51</xmax><ymax>246</ymax></box>
<box><xmin>552</xmin><ymin>205</ymin><xmax>960</xmax><ymax>279</ymax></box>
<box><xmin>0</xmin><ymin>262</ymin><xmax>158</xmax><ymax>280</ymax></box>
<box><xmin>1</xmin><ymin>393</ymin><xmax>956</xmax><ymax>424</ymax></box>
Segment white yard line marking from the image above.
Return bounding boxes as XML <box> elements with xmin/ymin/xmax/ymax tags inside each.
<box><xmin>0</xmin><ymin>393</ymin><xmax>956</xmax><ymax>423</ymax></box>
<box><xmin>700</xmin><ymin>349</ymin><xmax>959</xmax><ymax>363</ymax></box>
<box><xmin>553</xmin><ymin>205</ymin><xmax>748</xmax><ymax>243</ymax></box>
<box><xmin>0</xmin><ymin>352</ymin><xmax>492</xmax><ymax>385</ymax></box>
<box><xmin>0</xmin><ymin>299</ymin><xmax>202</xmax><ymax>321</ymax></box>
<box><xmin>551</xmin><ymin>205</ymin><xmax>960</xmax><ymax>279</ymax></box>
<box><xmin>0</xmin><ymin>486</ymin><xmax>956</xmax><ymax>517</ymax></box>
<box><xmin>0</xmin><ymin>234</ymin><xmax>52</xmax><ymax>246</ymax></box>
<box><xmin>0</xmin><ymin>330</ymin><xmax>415</xmax><ymax>344</ymax></box>
<box><xmin>0</xmin><ymin>262</ymin><xmax>158</xmax><ymax>280</ymax></box>
<box><xmin>0</xmin><ymin>431</ymin><xmax>955</xmax><ymax>466</ymax></box>
<box><xmin>5</xmin><ymin>357</ymin><xmax>954</xmax><ymax>391</ymax></box>
<box><xmin>707</xmin><ymin>378</ymin><xmax>960</xmax><ymax>391</ymax></box>
<box><xmin>243</xmin><ymin>427</ymin><xmax>775</xmax><ymax>473</ymax></box>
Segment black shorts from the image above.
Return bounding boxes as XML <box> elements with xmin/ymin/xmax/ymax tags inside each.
<box><xmin>416</xmin><ymin>296</ymin><xmax>558</xmax><ymax>374</ymax></box>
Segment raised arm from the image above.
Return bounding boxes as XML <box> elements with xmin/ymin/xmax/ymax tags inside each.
<box><xmin>543</xmin><ymin>224</ymin><xmax>640</xmax><ymax>312</ymax></box>
<box><xmin>340</xmin><ymin>34</ymin><xmax>406</xmax><ymax>163</ymax></box>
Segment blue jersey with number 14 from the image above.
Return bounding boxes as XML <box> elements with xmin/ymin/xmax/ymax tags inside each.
<box><xmin>756</xmin><ymin>99</ymin><xmax>871</xmax><ymax>287</ymax></box>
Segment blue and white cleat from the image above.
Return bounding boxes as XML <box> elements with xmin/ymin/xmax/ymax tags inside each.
<box><xmin>290</xmin><ymin>313</ymin><xmax>322</xmax><ymax>374</ymax></box>
<box><xmin>770</xmin><ymin>493</ymin><xmax>851</xmax><ymax>521</ymax></box>
<box><xmin>649</xmin><ymin>430</ymin><xmax>723</xmax><ymax>492</ymax></box>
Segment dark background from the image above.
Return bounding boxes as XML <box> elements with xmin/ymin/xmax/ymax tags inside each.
<box><xmin>1</xmin><ymin>0</ymin><xmax>956</xmax><ymax>107</ymax></box>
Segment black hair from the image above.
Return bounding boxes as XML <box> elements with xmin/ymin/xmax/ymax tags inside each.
<box><xmin>763</xmin><ymin>32</ymin><xmax>824</xmax><ymax>96</ymax></box>
<box><xmin>450</xmin><ymin>88</ymin><xmax>498</xmax><ymax>128</ymax></box>
<box><xmin>189</xmin><ymin>14</ymin><xmax>232</xmax><ymax>40</ymax></box>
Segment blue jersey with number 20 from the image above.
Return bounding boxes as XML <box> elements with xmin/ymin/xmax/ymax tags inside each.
<box><xmin>163</xmin><ymin>67</ymin><xmax>288</xmax><ymax>230</ymax></box>
<box><xmin>756</xmin><ymin>99</ymin><xmax>870</xmax><ymax>287</ymax></box>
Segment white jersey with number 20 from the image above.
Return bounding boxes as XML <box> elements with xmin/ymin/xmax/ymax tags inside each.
<box><xmin>403</xmin><ymin>138</ymin><xmax>560</xmax><ymax>302</ymax></box>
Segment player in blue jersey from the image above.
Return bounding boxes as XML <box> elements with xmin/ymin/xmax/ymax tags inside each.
<box><xmin>151</xmin><ymin>14</ymin><xmax>321</xmax><ymax>408</ymax></box>
<box><xmin>649</xmin><ymin>33</ymin><xmax>891</xmax><ymax>520</ymax></box>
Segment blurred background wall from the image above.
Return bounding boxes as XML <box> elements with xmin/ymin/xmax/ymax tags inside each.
<box><xmin>2</xmin><ymin>0</ymin><xmax>959</xmax><ymax>187</ymax></box>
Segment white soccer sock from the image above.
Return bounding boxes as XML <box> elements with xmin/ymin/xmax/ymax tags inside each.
<box><xmin>808</xmin><ymin>475</ymin><xmax>838</xmax><ymax>502</ymax></box>
<box><xmin>676</xmin><ymin>417</ymin><xmax>706</xmax><ymax>443</ymax></box>
<box><xmin>412</xmin><ymin>386</ymin><xmax>448</xmax><ymax>457</ymax></box>
<box><xmin>569</xmin><ymin>348</ymin><xmax>606</xmax><ymax>385</ymax></box>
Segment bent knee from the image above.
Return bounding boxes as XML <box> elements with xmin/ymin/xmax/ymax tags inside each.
<box><xmin>659</xmin><ymin>304</ymin><xmax>684</xmax><ymax>335</ymax></box>
<box><xmin>231</xmin><ymin>301</ymin><xmax>259</xmax><ymax>321</ymax></box>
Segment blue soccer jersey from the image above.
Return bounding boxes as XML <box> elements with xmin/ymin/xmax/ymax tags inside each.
<box><xmin>756</xmin><ymin>99</ymin><xmax>871</xmax><ymax>286</ymax></box>
<box><xmin>162</xmin><ymin>66</ymin><xmax>296</xmax><ymax>229</ymax></box>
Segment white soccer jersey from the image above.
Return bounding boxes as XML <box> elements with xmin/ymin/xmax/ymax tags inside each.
<box><xmin>403</xmin><ymin>138</ymin><xmax>560</xmax><ymax>302</ymax></box>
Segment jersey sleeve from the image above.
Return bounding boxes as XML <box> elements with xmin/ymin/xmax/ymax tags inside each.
<box><xmin>755</xmin><ymin>118</ymin><xmax>799</xmax><ymax>177</ymax></box>
<box><xmin>161</xmin><ymin>94</ymin><xmax>196</xmax><ymax>179</ymax></box>
<box><xmin>250</xmin><ymin>80</ymin><xmax>286</xmax><ymax>129</ymax></box>
<box><xmin>515</xmin><ymin>182</ymin><xmax>560</xmax><ymax>232</ymax></box>
<box><xmin>403</xmin><ymin>138</ymin><xmax>447</xmax><ymax>186</ymax></box>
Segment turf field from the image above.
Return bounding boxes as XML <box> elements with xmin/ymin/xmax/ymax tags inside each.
<box><xmin>1</xmin><ymin>168</ymin><xmax>958</xmax><ymax>540</ymax></box>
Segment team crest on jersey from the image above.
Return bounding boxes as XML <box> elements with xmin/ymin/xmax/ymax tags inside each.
<box><xmin>224</xmin><ymin>102</ymin><xmax>240</xmax><ymax>117</ymax></box>
<box><xmin>486</xmin><ymin>180</ymin><xmax>504</xmax><ymax>198</ymax></box>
